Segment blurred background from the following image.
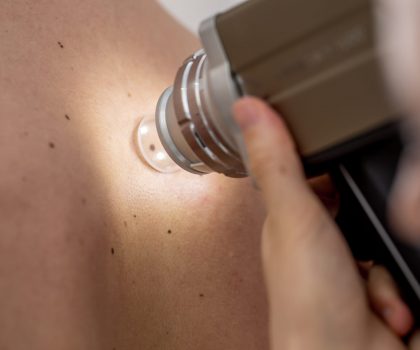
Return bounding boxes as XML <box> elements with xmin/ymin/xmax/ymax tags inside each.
<box><xmin>157</xmin><ymin>0</ymin><xmax>247</xmax><ymax>34</ymax></box>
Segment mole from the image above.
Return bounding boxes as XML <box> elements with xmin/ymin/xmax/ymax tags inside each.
<box><xmin>127</xmin><ymin>92</ymin><xmax>132</xmax><ymax>98</ymax></box>
<box><xmin>111</xmin><ymin>248</ymin><xmax>115</xmax><ymax>255</ymax></box>
<box><xmin>133</xmin><ymin>214</ymin><xmax>137</xmax><ymax>218</ymax></box>
<box><xmin>167</xmin><ymin>229</ymin><xmax>172</xmax><ymax>234</ymax></box>
<box><xmin>48</xmin><ymin>142</ymin><xmax>55</xmax><ymax>149</ymax></box>
<box><xmin>65</xmin><ymin>114</ymin><xmax>70</xmax><ymax>121</ymax></box>
<box><xmin>124</xmin><ymin>221</ymin><xmax>128</xmax><ymax>228</ymax></box>
<box><xmin>57</xmin><ymin>41</ymin><xmax>64</xmax><ymax>48</ymax></box>
<box><xmin>199</xmin><ymin>293</ymin><xmax>204</xmax><ymax>298</ymax></box>
<box><xmin>149</xmin><ymin>144</ymin><xmax>156</xmax><ymax>152</ymax></box>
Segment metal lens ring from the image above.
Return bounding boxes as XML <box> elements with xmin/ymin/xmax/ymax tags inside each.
<box><xmin>172</xmin><ymin>50</ymin><xmax>246</xmax><ymax>177</ymax></box>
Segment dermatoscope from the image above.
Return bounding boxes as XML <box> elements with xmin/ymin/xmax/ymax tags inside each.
<box><xmin>137</xmin><ymin>0</ymin><xmax>420</xmax><ymax>324</ymax></box>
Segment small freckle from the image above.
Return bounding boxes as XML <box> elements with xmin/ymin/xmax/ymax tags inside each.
<box><xmin>65</xmin><ymin>114</ymin><xmax>70</xmax><ymax>121</ymax></box>
<box><xmin>57</xmin><ymin>41</ymin><xmax>64</xmax><ymax>48</ymax></box>
<box><xmin>127</xmin><ymin>92</ymin><xmax>132</xmax><ymax>98</ymax></box>
<box><xmin>199</xmin><ymin>293</ymin><xmax>204</xmax><ymax>298</ymax></box>
<box><xmin>81</xmin><ymin>198</ymin><xmax>87</xmax><ymax>205</ymax></box>
<box><xmin>149</xmin><ymin>144</ymin><xmax>156</xmax><ymax>152</ymax></box>
<box><xmin>133</xmin><ymin>214</ymin><xmax>137</xmax><ymax>218</ymax></box>
<box><xmin>124</xmin><ymin>221</ymin><xmax>128</xmax><ymax>227</ymax></box>
<box><xmin>48</xmin><ymin>142</ymin><xmax>55</xmax><ymax>149</ymax></box>
<box><xmin>111</xmin><ymin>248</ymin><xmax>115</xmax><ymax>255</ymax></box>
<box><xmin>167</xmin><ymin>229</ymin><xmax>172</xmax><ymax>234</ymax></box>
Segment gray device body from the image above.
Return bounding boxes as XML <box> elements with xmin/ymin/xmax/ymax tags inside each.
<box><xmin>156</xmin><ymin>0</ymin><xmax>398</xmax><ymax>177</ymax></box>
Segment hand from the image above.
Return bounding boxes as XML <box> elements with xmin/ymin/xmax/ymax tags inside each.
<box><xmin>233</xmin><ymin>97</ymin><xmax>420</xmax><ymax>350</ymax></box>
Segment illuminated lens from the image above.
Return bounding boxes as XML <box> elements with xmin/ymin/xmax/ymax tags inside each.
<box><xmin>136</xmin><ymin>117</ymin><xmax>180</xmax><ymax>173</ymax></box>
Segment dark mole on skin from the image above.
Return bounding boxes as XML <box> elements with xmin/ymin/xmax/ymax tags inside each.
<box><xmin>57</xmin><ymin>41</ymin><xmax>64</xmax><ymax>48</ymax></box>
<box><xmin>149</xmin><ymin>144</ymin><xmax>156</xmax><ymax>152</ymax></box>
<box><xmin>199</xmin><ymin>293</ymin><xmax>204</xmax><ymax>298</ymax></box>
<box><xmin>48</xmin><ymin>142</ymin><xmax>55</xmax><ymax>149</ymax></box>
<box><xmin>167</xmin><ymin>229</ymin><xmax>172</xmax><ymax>234</ymax></box>
<box><xmin>111</xmin><ymin>248</ymin><xmax>115</xmax><ymax>255</ymax></box>
<box><xmin>133</xmin><ymin>214</ymin><xmax>137</xmax><ymax>218</ymax></box>
<box><xmin>65</xmin><ymin>114</ymin><xmax>70</xmax><ymax>121</ymax></box>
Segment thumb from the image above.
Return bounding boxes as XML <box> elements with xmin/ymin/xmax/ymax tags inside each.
<box><xmin>233</xmin><ymin>97</ymin><xmax>314</xmax><ymax>214</ymax></box>
<box><xmin>232</xmin><ymin>96</ymin><xmax>342</xmax><ymax>249</ymax></box>
<box><xmin>232</xmin><ymin>97</ymin><xmax>366</xmax><ymax>348</ymax></box>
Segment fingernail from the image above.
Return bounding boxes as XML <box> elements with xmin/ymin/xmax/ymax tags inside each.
<box><xmin>234</xmin><ymin>101</ymin><xmax>260</xmax><ymax>131</ymax></box>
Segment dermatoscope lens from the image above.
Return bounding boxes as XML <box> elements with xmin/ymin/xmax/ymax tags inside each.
<box><xmin>136</xmin><ymin>116</ymin><xmax>180</xmax><ymax>173</ymax></box>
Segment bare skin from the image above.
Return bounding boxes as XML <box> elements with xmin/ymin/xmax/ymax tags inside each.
<box><xmin>0</xmin><ymin>1</ymin><xmax>268</xmax><ymax>349</ymax></box>
<box><xmin>2</xmin><ymin>1</ymin><xmax>419</xmax><ymax>350</ymax></box>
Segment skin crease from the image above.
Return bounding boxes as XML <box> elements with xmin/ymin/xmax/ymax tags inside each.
<box><xmin>0</xmin><ymin>1</ymin><xmax>269</xmax><ymax>349</ymax></box>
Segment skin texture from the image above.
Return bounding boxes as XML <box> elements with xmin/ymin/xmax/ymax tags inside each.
<box><xmin>0</xmin><ymin>1</ymin><xmax>269</xmax><ymax>349</ymax></box>
<box><xmin>2</xmin><ymin>1</ymin><xmax>420</xmax><ymax>350</ymax></box>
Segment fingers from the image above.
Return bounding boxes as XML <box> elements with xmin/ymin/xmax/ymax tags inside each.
<box><xmin>232</xmin><ymin>97</ymin><xmax>324</xmax><ymax>219</ymax></box>
<box><xmin>233</xmin><ymin>98</ymin><xmax>382</xmax><ymax>350</ymax></box>
<box><xmin>367</xmin><ymin>266</ymin><xmax>414</xmax><ymax>336</ymax></box>
<box><xmin>233</xmin><ymin>97</ymin><xmax>306</xmax><ymax>207</ymax></box>
<box><xmin>232</xmin><ymin>97</ymin><xmax>350</xmax><ymax>253</ymax></box>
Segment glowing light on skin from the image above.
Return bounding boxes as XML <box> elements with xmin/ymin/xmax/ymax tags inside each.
<box><xmin>140</xmin><ymin>125</ymin><xmax>149</xmax><ymax>135</ymax></box>
<box><xmin>156</xmin><ymin>151</ymin><xmax>166</xmax><ymax>161</ymax></box>
<box><xmin>60</xmin><ymin>1</ymin><xmax>225</xmax><ymax>249</ymax></box>
<box><xmin>136</xmin><ymin>117</ymin><xmax>180</xmax><ymax>174</ymax></box>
